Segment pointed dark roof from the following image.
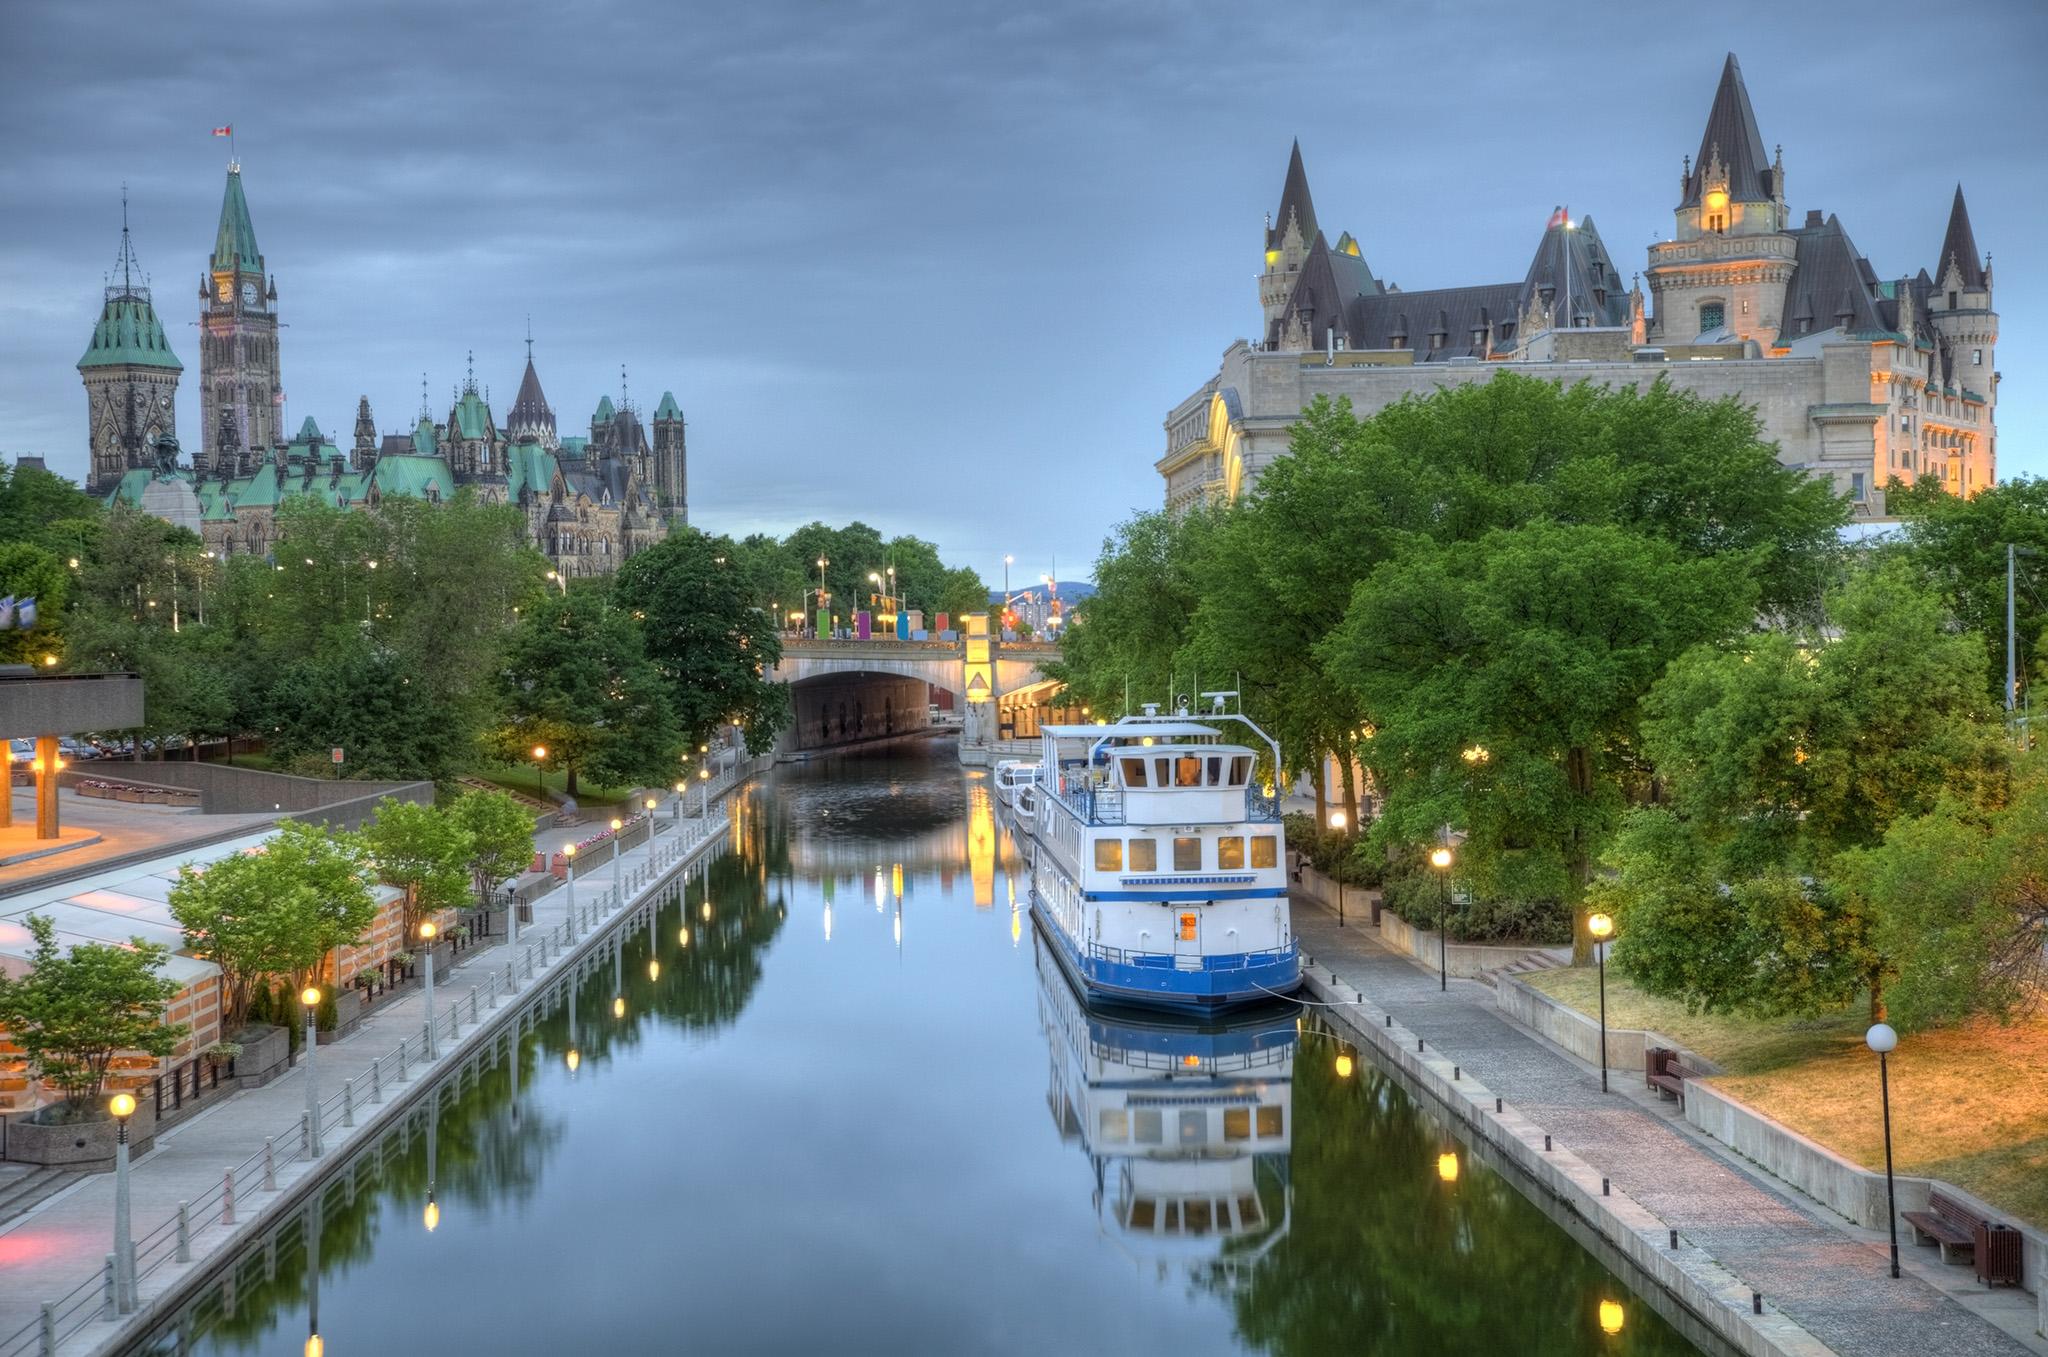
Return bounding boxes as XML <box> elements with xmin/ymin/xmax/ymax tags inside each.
<box><xmin>1520</xmin><ymin>216</ymin><xmax>1628</xmax><ymax>329</ymax></box>
<box><xmin>1681</xmin><ymin>54</ymin><xmax>1774</xmax><ymax>207</ymax></box>
<box><xmin>1936</xmin><ymin>185</ymin><xmax>1986</xmax><ymax>290</ymax></box>
<box><xmin>211</xmin><ymin>168</ymin><xmax>262</xmax><ymax>274</ymax></box>
<box><xmin>1266</xmin><ymin>140</ymin><xmax>1319</xmax><ymax>250</ymax></box>
<box><xmin>1779</xmin><ymin>213</ymin><xmax>1886</xmax><ymax>340</ymax></box>
<box><xmin>507</xmin><ymin>356</ymin><xmax>556</xmax><ymax>442</ymax></box>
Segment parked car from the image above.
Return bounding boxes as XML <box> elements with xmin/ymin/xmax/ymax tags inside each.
<box><xmin>58</xmin><ymin>737</ymin><xmax>99</xmax><ymax>760</ymax></box>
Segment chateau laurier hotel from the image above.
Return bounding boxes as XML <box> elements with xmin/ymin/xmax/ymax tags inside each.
<box><xmin>76</xmin><ymin>160</ymin><xmax>686</xmax><ymax>575</ymax></box>
<box><xmin>1161</xmin><ymin>55</ymin><xmax>1998</xmax><ymax>519</ymax></box>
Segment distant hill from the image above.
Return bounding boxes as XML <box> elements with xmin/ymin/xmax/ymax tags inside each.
<box><xmin>987</xmin><ymin>580</ymin><xmax>1095</xmax><ymax>606</ymax></box>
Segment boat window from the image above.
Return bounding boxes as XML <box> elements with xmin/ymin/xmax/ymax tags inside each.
<box><xmin>1231</xmin><ymin>756</ymin><xmax>1252</xmax><ymax>785</ymax></box>
<box><xmin>1178</xmin><ymin>912</ymin><xmax>1198</xmax><ymax>941</ymax></box>
<box><xmin>1250</xmin><ymin>835</ymin><xmax>1277</xmax><ymax>869</ymax></box>
<box><xmin>1129</xmin><ymin>1199</ymin><xmax>1156</xmax><ymax>1229</ymax></box>
<box><xmin>1184</xmin><ymin>1199</ymin><xmax>1213</xmax><ymax>1235</ymax></box>
<box><xmin>1175</xmin><ymin>755</ymin><xmax>1201</xmax><ymax>787</ymax></box>
<box><xmin>1163</xmin><ymin>1201</ymin><xmax>1181</xmax><ymax>1233</ymax></box>
<box><xmin>1099</xmin><ymin>1108</ymin><xmax>1128</xmax><ymax>1141</ymax></box>
<box><xmin>1155</xmin><ymin>758</ymin><xmax>1171</xmax><ymax>787</ymax></box>
<box><xmin>1134</xmin><ymin>1109</ymin><xmax>1164</xmax><ymax>1144</ymax></box>
<box><xmin>1237</xmin><ymin>1194</ymin><xmax>1262</xmax><ymax>1226</ymax></box>
<box><xmin>1128</xmin><ymin>838</ymin><xmax>1157</xmax><ymax>871</ymax></box>
<box><xmin>1179</xmin><ymin>1110</ymin><xmax>1207</xmax><ymax>1145</ymax></box>
<box><xmin>1094</xmin><ymin>838</ymin><xmax>1122</xmax><ymax>871</ymax></box>
<box><xmin>1223</xmin><ymin>1107</ymin><xmax>1251</xmax><ymax>1141</ymax></box>
<box><xmin>1217</xmin><ymin>836</ymin><xmax>1245</xmax><ymax>870</ymax></box>
<box><xmin>1120</xmin><ymin>757</ymin><xmax>1148</xmax><ymax>787</ymax></box>
<box><xmin>1206</xmin><ymin>756</ymin><xmax>1224</xmax><ymax>785</ymax></box>
<box><xmin>1256</xmin><ymin>1105</ymin><xmax>1284</xmax><ymax>1138</ymax></box>
<box><xmin>1173</xmin><ymin>837</ymin><xmax>1201</xmax><ymax>871</ymax></box>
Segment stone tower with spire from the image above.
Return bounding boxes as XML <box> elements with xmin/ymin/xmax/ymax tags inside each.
<box><xmin>199</xmin><ymin>163</ymin><xmax>281</xmax><ymax>474</ymax></box>
<box><xmin>352</xmin><ymin>395</ymin><xmax>377</xmax><ymax>472</ymax></box>
<box><xmin>79</xmin><ymin>197</ymin><xmax>182</xmax><ymax>496</ymax></box>
<box><xmin>1645</xmin><ymin>54</ymin><xmax>1796</xmax><ymax>346</ymax></box>
<box><xmin>651</xmin><ymin>391</ymin><xmax>687</xmax><ymax>523</ymax></box>
<box><xmin>1925</xmin><ymin>185</ymin><xmax>1997</xmax><ymax>491</ymax></box>
<box><xmin>1259</xmin><ymin>141</ymin><xmax>1321</xmax><ymax>338</ymax></box>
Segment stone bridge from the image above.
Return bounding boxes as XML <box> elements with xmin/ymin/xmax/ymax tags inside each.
<box><xmin>769</xmin><ymin>637</ymin><xmax>1060</xmax><ymax>761</ymax></box>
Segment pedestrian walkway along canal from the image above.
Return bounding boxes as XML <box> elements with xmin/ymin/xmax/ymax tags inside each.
<box><xmin>119</xmin><ymin>743</ymin><xmax>1723</xmax><ymax>1356</ymax></box>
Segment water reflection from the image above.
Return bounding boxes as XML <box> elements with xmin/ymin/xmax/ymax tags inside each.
<box><xmin>1035</xmin><ymin>929</ymin><xmax>1296</xmax><ymax>1269</ymax></box>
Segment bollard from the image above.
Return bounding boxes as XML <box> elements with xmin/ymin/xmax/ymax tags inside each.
<box><xmin>1453</xmin><ymin>1066</ymin><xmax>1460</xmax><ymax>1080</ymax></box>
<box><xmin>1752</xmin><ymin>1292</ymin><xmax>1762</xmax><ymax>1315</ymax></box>
<box><xmin>342</xmin><ymin>1079</ymin><xmax>355</xmax><ymax>1127</ymax></box>
<box><xmin>177</xmin><ymin>1200</ymin><xmax>192</xmax><ymax>1262</ymax></box>
<box><xmin>102</xmin><ymin>1254</ymin><xmax>116</xmax><ymax>1320</ymax></box>
<box><xmin>525</xmin><ymin>946</ymin><xmax>536</xmax><ymax>979</ymax></box>
<box><xmin>507</xmin><ymin>959</ymin><xmax>519</xmax><ymax>994</ymax></box>
<box><xmin>1669</xmin><ymin>1229</ymin><xmax>1678</xmax><ymax>1250</ymax></box>
<box><xmin>1417</xmin><ymin>1037</ymin><xmax>1424</xmax><ymax>1052</ymax></box>
<box><xmin>1385</xmin><ymin>1013</ymin><xmax>1392</xmax><ymax>1028</ymax></box>
<box><xmin>1601</xmin><ymin>1178</ymin><xmax>1610</xmax><ymax>1197</ymax></box>
<box><xmin>263</xmin><ymin>1137</ymin><xmax>276</xmax><ymax>1190</ymax></box>
<box><xmin>487</xmin><ymin>973</ymin><xmax>498</xmax><ymax>1009</ymax></box>
<box><xmin>1495</xmin><ymin>1096</ymin><xmax>1503</xmax><ymax>1113</ymax></box>
<box><xmin>222</xmin><ymin>1168</ymin><xmax>236</xmax><ymax>1225</ymax></box>
<box><xmin>370</xmin><ymin>1058</ymin><xmax>383</xmax><ymax>1105</ymax></box>
<box><xmin>471</xmin><ymin>991</ymin><xmax>481</xmax><ymax>1023</ymax></box>
<box><xmin>39</xmin><ymin>1301</ymin><xmax>55</xmax><ymax>1355</ymax></box>
<box><xmin>300</xmin><ymin>1111</ymin><xmax>311</xmax><ymax>1156</ymax></box>
<box><xmin>1543</xmin><ymin>1134</ymin><xmax>1552</xmax><ymax>1151</ymax></box>
<box><xmin>397</xmin><ymin>1038</ymin><xmax>411</xmax><ymax>1083</ymax></box>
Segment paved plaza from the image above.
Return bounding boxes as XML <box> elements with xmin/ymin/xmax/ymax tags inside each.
<box><xmin>1291</xmin><ymin>899</ymin><xmax>2044</xmax><ymax>1357</ymax></box>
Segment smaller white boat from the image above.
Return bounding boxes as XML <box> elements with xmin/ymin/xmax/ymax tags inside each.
<box><xmin>993</xmin><ymin>759</ymin><xmax>1040</xmax><ymax>811</ymax></box>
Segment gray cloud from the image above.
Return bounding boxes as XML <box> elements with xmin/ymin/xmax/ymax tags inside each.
<box><xmin>2</xmin><ymin>0</ymin><xmax>2042</xmax><ymax>585</ymax></box>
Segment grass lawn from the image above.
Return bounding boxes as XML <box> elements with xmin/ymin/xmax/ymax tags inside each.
<box><xmin>464</xmin><ymin>762</ymin><xmax>639</xmax><ymax>808</ymax></box>
<box><xmin>1525</xmin><ymin>968</ymin><xmax>2048</xmax><ymax>1227</ymax></box>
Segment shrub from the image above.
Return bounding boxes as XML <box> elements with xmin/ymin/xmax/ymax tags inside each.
<box><xmin>316</xmin><ymin>988</ymin><xmax>340</xmax><ymax>1032</ymax></box>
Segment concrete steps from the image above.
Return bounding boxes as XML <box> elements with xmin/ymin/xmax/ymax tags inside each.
<box><xmin>0</xmin><ymin>1165</ymin><xmax>86</xmax><ymax>1227</ymax></box>
<box><xmin>452</xmin><ymin>776</ymin><xmax>555</xmax><ymax>816</ymax></box>
<box><xmin>1475</xmin><ymin>947</ymin><xmax>1569</xmax><ymax>989</ymax></box>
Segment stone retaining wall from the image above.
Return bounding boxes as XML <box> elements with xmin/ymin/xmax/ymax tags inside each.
<box><xmin>1495</xmin><ymin>974</ymin><xmax>1720</xmax><ymax>1078</ymax></box>
<box><xmin>1294</xmin><ymin>864</ymin><xmax>1534</xmax><ymax>976</ymax></box>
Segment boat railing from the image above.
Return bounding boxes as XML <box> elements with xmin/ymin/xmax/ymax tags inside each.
<box><xmin>1050</xmin><ymin>779</ymin><xmax>1281</xmax><ymax>828</ymax></box>
<box><xmin>1087</xmin><ymin>941</ymin><xmax>1298</xmax><ymax>973</ymax></box>
<box><xmin>1089</xmin><ymin>1041</ymin><xmax>1294</xmax><ymax>1075</ymax></box>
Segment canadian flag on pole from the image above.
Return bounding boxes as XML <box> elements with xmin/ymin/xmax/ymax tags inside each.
<box><xmin>212</xmin><ymin>125</ymin><xmax>232</xmax><ymax>137</ymax></box>
<box><xmin>1547</xmin><ymin>205</ymin><xmax>1569</xmax><ymax>229</ymax></box>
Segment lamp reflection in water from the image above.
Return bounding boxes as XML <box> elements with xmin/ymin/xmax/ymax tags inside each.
<box><xmin>1437</xmin><ymin>1150</ymin><xmax>1460</xmax><ymax>1183</ymax></box>
<box><xmin>564</xmin><ymin>968</ymin><xmax>580</xmax><ymax>1073</ymax></box>
<box><xmin>422</xmin><ymin>1091</ymin><xmax>439</xmax><ymax>1232</ymax></box>
<box><xmin>304</xmin><ymin>1193</ymin><xmax>322</xmax><ymax>1357</ymax></box>
<box><xmin>612</xmin><ymin>940</ymin><xmax>625</xmax><ymax>1019</ymax></box>
<box><xmin>967</xmin><ymin>783</ymin><xmax>995</xmax><ymax>907</ymax></box>
<box><xmin>1598</xmin><ymin>1299</ymin><xmax>1625</xmax><ymax>1336</ymax></box>
<box><xmin>1033</xmin><ymin>928</ymin><xmax>1295</xmax><ymax>1259</ymax></box>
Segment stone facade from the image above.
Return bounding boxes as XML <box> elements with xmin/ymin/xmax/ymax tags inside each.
<box><xmin>93</xmin><ymin>163</ymin><xmax>687</xmax><ymax>574</ymax></box>
<box><xmin>1163</xmin><ymin>55</ymin><xmax>1998</xmax><ymax>520</ymax></box>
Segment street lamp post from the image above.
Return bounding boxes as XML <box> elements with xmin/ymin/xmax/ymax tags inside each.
<box><xmin>1867</xmin><ymin>1022</ymin><xmax>1901</xmax><ymax>1278</ymax></box>
<box><xmin>610</xmin><ymin>817</ymin><xmax>624</xmax><ymax>900</ymax></box>
<box><xmin>531</xmin><ymin>744</ymin><xmax>548</xmax><ymax>806</ymax></box>
<box><xmin>563</xmin><ymin>843</ymin><xmax>578</xmax><ymax>940</ymax></box>
<box><xmin>1588</xmin><ymin>912</ymin><xmax>1614</xmax><ymax>1092</ymax></box>
<box><xmin>299</xmin><ymin>985</ymin><xmax>324</xmax><ymax>1157</ymax></box>
<box><xmin>110</xmin><ymin>1091</ymin><xmax>137</xmax><ymax>1311</ymax></box>
<box><xmin>1430</xmin><ymin>845</ymin><xmax>1454</xmax><ymax>992</ymax></box>
<box><xmin>418</xmin><ymin>923</ymin><xmax>438</xmax><ymax>1059</ymax></box>
<box><xmin>673</xmin><ymin>780</ymin><xmax>685</xmax><ymax>827</ymax></box>
<box><xmin>700</xmin><ymin>765</ymin><xmax>710</xmax><ymax>818</ymax></box>
<box><xmin>1327</xmin><ymin>810</ymin><xmax>1347</xmax><ymax>926</ymax></box>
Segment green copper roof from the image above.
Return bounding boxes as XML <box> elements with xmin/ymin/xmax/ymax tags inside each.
<box><xmin>297</xmin><ymin>415</ymin><xmax>323</xmax><ymax>442</ymax></box>
<box><xmin>212</xmin><ymin>169</ymin><xmax>262</xmax><ymax>274</ymax></box>
<box><xmin>593</xmin><ymin>395</ymin><xmax>615</xmax><ymax>423</ymax></box>
<box><xmin>505</xmin><ymin>441</ymin><xmax>561</xmax><ymax>501</ymax></box>
<box><xmin>78</xmin><ymin>294</ymin><xmax>182</xmax><ymax>371</ymax></box>
<box><xmin>654</xmin><ymin>391</ymin><xmax>681</xmax><ymax>420</ymax></box>
<box><xmin>560</xmin><ymin>436</ymin><xmax>589</xmax><ymax>458</ymax></box>
<box><xmin>451</xmin><ymin>388</ymin><xmax>492</xmax><ymax>441</ymax></box>
<box><xmin>369</xmin><ymin>455</ymin><xmax>454</xmax><ymax>503</ymax></box>
<box><xmin>412</xmin><ymin>416</ymin><xmax>438</xmax><ymax>456</ymax></box>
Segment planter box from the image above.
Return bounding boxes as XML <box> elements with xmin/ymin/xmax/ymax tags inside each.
<box><xmin>231</xmin><ymin>1023</ymin><xmax>292</xmax><ymax>1088</ymax></box>
<box><xmin>3</xmin><ymin>1098</ymin><xmax>157</xmax><ymax>1167</ymax></box>
<box><xmin>315</xmin><ymin>991</ymin><xmax>364</xmax><ymax>1045</ymax></box>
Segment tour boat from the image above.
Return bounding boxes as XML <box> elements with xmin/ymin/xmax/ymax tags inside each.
<box><xmin>1024</xmin><ymin>700</ymin><xmax>1300</xmax><ymax>1010</ymax></box>
<box><xmin>1033</xmin><ymin>927</ymin><xmax>1294</xmax><ymax>1255</ymax></box>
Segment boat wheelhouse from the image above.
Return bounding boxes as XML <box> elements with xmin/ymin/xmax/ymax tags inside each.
<box><xmin>1026</xmin><ymin>704</ymin><xmax>1299</xmax><ymax>1010</ymax></box>
<box><xmin>992</xmin><ymin>758</ymin><xmax>1039</xmax><ymax>810</ymax></box>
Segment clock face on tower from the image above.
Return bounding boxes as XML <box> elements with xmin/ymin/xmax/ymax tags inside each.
<box><xmin>242</xmin><ymin>282</ymin><xmax>256</xmax><ymax>307</ymax></box>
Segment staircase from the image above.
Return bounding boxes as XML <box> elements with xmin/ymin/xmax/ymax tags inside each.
<box><xmin>1479</xmin><ymin>947</ymin><xmax>1569</xmax><ymax>988</ymax></box>
<box><xmin>0</xmin><ymin>1165</ymin><xmax>85</xmax><ymax>1228</ymax></box>
<box><xmin>453</xmin><ymin>776</ymin><xmax>556</xmax><ymax>817</ymax></box>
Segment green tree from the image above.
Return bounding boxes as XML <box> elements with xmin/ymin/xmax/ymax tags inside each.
<box><xmin>170</xmin><ymin>822</ymin><xmax>378</xmax><ymax>1027</ymax></box>
<box><xmin>1601</xmin><ymin>565</ymin><xmax>2008</xmax><ymax>1019</ymax></box>
<box><xmin>359</xmin><ymin>798</ymin><xmax>471</xmax><ymax>938</ymax></box>
<box><xmin>449</xmin><ymin>788</ymin><xmax>537</xmax><ymax>905</ymax></box>
<box><xmin>0</xmin><ymin>460</ymin><xmax>100</xmax><ymax>561</ymax></box>
<box><xmin>259</xmin><ymin>647</ymin><xmax>467</xmax><ymax>780</ymax></box>
<box><xmin>614</xmin><ymin>527</ymin><xmax>789</xmax><ymax>753</ymax></box>
<box><xmin>1046</xmin><ymin>508</ymin><xmax>1218</xmax><ymax>718</ymax></box>
<box><xmin>487</xmin><ymin>589</ymin><xmax>682</xmax><ymax>794</ymax></box>
<box><xmin>1891</xmin><ymin>475</ymin><xmax>2048</xmax><ymax>706</ymax></box>
<box><xmin>0</xmin><ymin>542</ymin><xmax>70</xmax><ymax>667</ymax></box>
<box><xmin>0</xmin><ymin>915</ymin><xmax>184</xmax><ymax>1114</ymax></box>
<box><xmin>1325</xmin><ymin>520</ymin><xmax>1754</xmax><ymax>956</ymax></box>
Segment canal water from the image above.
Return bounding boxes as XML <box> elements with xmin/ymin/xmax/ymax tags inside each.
<box><xmin>132</xmin><ymin>741</ymin><xmax>1712</xmax><ymax>1356</ymax></box>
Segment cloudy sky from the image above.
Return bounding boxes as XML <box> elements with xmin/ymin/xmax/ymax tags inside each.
<box><xmin>2</xmin><ymin>0</ymin><xmax>2041</xmax><ymax>584</ymax></box>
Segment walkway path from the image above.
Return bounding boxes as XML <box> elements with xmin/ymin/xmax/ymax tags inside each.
<box><xmin>1292</xmin><ymin>901</ymin><xmax>2041</xmax><ymax>1357</ymax></box>
<box><xmin>0</xmin><ymin>767</ymin><xmax>755</xmax><ymax>1357</ymax></box>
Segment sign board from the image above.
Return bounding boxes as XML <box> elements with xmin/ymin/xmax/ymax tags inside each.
<box><xmin>331</xmin><ymin>747</ymin><xmax>344</xmax><ymax>764</ymax></box>
<box><xmin>963</xmin><ymin>612</ymin><xmax>992</xmax><ymax>703</ymax></box>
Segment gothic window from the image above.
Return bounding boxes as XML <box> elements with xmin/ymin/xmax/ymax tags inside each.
<box><xmin>1973</xmin><ymin>349</ymin><xmax>1983</xmax><ymax>365</ymax></box>
<box><xmin>1948</xmin><ymin>292</ymin><xmax>1958</xmax><ymax>308</ymax></box>
<box><xmin>1708</xmin><ymin>214</ymin><xmax>1725</xmax><ymax>233</ymax></box>
<box><xmin>1699</xmin><ymin>301</ymin><xmax>1725</xmax><ymax>334</ymax></box>
<box><xmin>1850</xmin><ymin>472</ymin><xmax>1866</xmax><ymax>502</ymax></box>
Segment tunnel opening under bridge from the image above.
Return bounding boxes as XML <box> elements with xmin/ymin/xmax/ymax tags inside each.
<box><xmin>782</xmin><ymin>671</ymin><xmax>955</xmax><ymax>754</ymax></box>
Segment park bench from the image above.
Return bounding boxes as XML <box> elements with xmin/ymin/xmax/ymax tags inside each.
<box><xmin>1644</xmin><ymin>1048</ymin><xmax>1702</xmax><ymax>1108</ymax></box>
<box><xmin>1901</xmin><ymin>1190</ymin><xmax>2024</xmax><ymax>1286</ymax></box>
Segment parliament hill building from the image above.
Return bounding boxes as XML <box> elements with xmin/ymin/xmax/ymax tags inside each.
<box><xmin>80</xmin><ymin>163</ymin><xmax>686</xmax><ymax>575</ymax></box>
<box><xmin>1159</xmin><ymin>55</ymin><xmax>1998</xmax><ymax>520</ymax></box>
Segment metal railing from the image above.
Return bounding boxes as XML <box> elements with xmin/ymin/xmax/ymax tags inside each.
<box><xmin>0</xmin><ymin>772</ymin><xmax>759</xmax><ymax>1357</ymax></box>
<box><xmin>1086</xmin><ymin>941</ymin><xmax>1298</xmax><ymax>973</ymax></box>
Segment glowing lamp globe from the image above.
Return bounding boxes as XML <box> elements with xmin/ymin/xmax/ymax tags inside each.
<box><xmin>418</xmin><ymin>921</ymin><xmax>437</xmax><ymax>941</ymax></box>
<box><xmin>1587</xmin><ymin>912</ymin><xmax>1614</xmax><ymax>941</ymax></box>
<box><xmin>301</xmin><ymin>986</ymin><xmax>322</xmax><ymax>1008</ymax></box>
<box><xmin>109</xmin><ymin>1092</ymin><xmax>137</xmax><ymax>1120</ymax></box>
<box><xmin>1430</xmin><ymin>847</ymin><xmax>1453</xmax><ymax>870</ymax></box>
<box><xmin>1866</xmin><ymin>1023</ymin><xmax>1898</xmax><ymax>1055</ymax></box>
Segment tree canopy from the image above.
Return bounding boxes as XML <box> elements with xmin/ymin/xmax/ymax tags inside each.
<box><xmin>0</xmin><ymin>915</ymin><xmax>183</xmax><ymax>1113</ymax></box>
